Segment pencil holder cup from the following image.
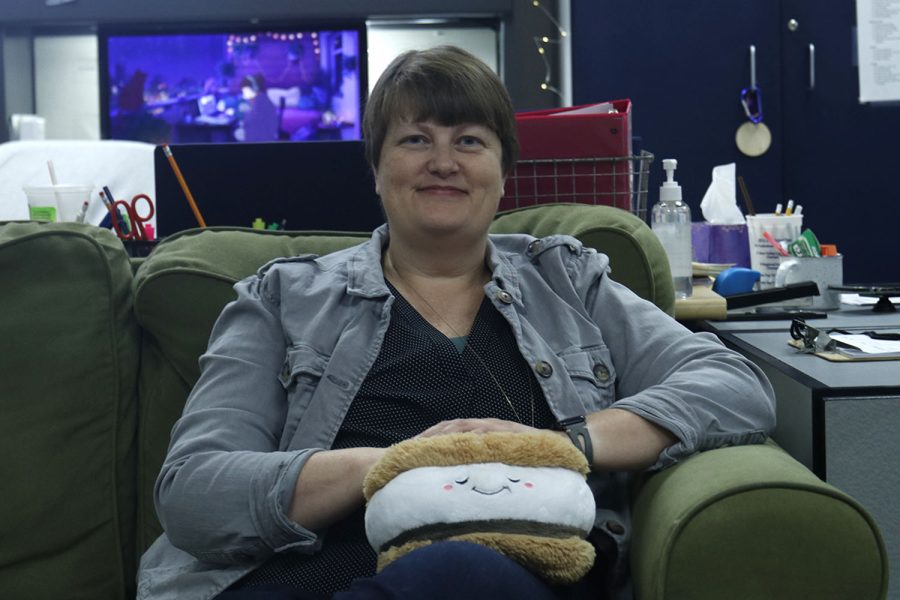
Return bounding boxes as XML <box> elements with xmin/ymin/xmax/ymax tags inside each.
<box><xmin>23</xmin><ymin>184</ymin><xmax>93</xmax><ymax>222</ymax></box>
<box><xmin>746</xmin><ymin>213</ymin><xmax>802</xmax><ymax>288</ymax></box>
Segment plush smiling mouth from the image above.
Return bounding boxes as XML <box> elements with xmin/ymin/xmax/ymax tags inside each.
<box><xmin>472</xmin><ymin>485</ymin><xmax>511</xmax><ymax>496</ymax></box>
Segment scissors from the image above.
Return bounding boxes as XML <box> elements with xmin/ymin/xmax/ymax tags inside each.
<box><xmin>110</xmin><ymin>193</ymin><xmax>155</xmax><ymax>240</ymax></box>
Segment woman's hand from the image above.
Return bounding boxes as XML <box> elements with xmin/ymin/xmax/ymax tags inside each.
<box><xmin>417</xmin><ymin>410</ymin><xmax>679</xmax><ymax>472</ymax></box>
<box><xmin>416</xmin><ymin>418</ymin><xmax>542</xmax><ymax>438</ymax></box>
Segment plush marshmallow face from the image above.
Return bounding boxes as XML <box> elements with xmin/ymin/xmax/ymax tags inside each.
<box><xmin>365</xmin><ymin>462</ymin><xmax>596</xmax><ymax>552</ymax></box>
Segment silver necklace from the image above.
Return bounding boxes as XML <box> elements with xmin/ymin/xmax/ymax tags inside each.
<box><xmin>386</xmin><ymin>259</ymin><xmax>536</xmax><ymax>428</ymax></box>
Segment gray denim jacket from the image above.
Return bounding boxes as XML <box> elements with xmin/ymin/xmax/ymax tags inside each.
<box><xmin>138</xmin><ymin>225</ymin><xmax>775</xmax><ymax>599</ymax></box>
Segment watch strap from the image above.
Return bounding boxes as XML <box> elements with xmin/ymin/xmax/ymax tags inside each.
<box><xmin>558</xmin><ymin>416</ymin><xmax>593</xmax><ymax>466</ymax></box>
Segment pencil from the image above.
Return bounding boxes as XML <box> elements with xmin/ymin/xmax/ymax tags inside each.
<box><xmin>736</xmin><ymin>175</ymin><xmax>756</xmax><ymax>216</ymax></box>
<box><xmin>162</xmin><ymin>144</ymin><xmax>207</xmax><ymax>228</ymax></box>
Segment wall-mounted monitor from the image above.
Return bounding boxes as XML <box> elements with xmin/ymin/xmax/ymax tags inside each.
<box><xmin>99</xmin><ymin>22</ymin><xmax>366</xmax><ymax>145</ymax></box>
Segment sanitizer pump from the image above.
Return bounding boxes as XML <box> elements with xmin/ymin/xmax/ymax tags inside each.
<box><xmin>652</xmin><ymin>159</ymin><xmax>693</xmax><ymax>298</ymax></box>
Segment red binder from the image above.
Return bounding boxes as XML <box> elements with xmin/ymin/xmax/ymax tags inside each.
<box><xmin>515</xmin><ymin>99</ymin><xmax>632</xmax><ymax>160</ymax></box>
<box><xmin>502</xmin><ymin>99</ymin><xmax>634</xmax><ymax>212</ymax></box>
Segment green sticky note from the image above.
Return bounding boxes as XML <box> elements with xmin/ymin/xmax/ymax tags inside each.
<box><xmin>29</xmin><ymin>205</ymin><xmax>57</xmax><ymax>222</ymax></box>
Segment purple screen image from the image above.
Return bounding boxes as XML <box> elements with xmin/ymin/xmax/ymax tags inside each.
<box><xmin>105</xmin><ymin>28</ymin><xmax>362</xmax><ymax>144</ymax></box>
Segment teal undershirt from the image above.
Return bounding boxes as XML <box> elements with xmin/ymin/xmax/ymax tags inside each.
<box><xmin>449</xmin><ymin>336</ymin><xmax>467</xmax><ymax>354</ymax></box>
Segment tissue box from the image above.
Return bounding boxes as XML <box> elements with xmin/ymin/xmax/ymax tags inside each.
<box><xmin>692</xmin><ymin>222</ymin><xmax>750</xmax><ymax>267</ymax></box>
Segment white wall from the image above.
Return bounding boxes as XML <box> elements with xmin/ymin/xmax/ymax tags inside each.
<box><xmin>34</xmin><ymin>35</ymin><xmax>100</xmax><ymax>139</ymax></box>
<box><xmin>366</xmin><ymin>24</ymin><xmax>498</xmax><ymax>91</ymax></box>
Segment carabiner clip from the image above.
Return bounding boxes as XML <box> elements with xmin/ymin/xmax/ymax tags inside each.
<box><xmin>741</xmin><ymin>86</ymin><xmax>764</xmax><ymax>124</ymax></box>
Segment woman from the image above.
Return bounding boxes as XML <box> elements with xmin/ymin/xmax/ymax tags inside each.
<box><xmin>138</xmin><ymin>46</ymin><xmax>775</xmax><ymax>599</ymax></box>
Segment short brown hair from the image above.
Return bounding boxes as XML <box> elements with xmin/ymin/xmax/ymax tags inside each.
<box><xmin>363</xmin><ymin>45</ymin><xmax>519</xmax><ymax>175</ymax></box>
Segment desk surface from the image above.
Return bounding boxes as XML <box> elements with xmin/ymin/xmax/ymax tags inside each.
<box><xmin>674</xmin><ymin>283</ymin><xmax>727</xmax><ymax>321</ymax></box>
<box><xmin>702</xmin><ymin>308</ymin><xmax>900</xmax><ymax>391</ymax></box>
<box><xmin>705</xmin><ymin>304</ymin><xmax>900</xmax><ymax>332</ymax></box>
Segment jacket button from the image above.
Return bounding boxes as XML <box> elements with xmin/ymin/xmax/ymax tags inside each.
<box><xmin>593</xmin><ymin>363</ymin><xmax>611</xmax><ymax>382</ymax></box>
<box><xmin>534</xmin><ymin>361</ymin><xmax>553</xmax><ymax>378</ymax></box>
<box><xmin>605</xmin><ymin>520</ymin><xmax>626</xmax><ymax>535</ymax></box>
<box><xmin>527</xmin><ymin>240</ymin><xmax>543</xmax><ymax>255</ymax></box>
<box><xmin>495</xmin><ymin>290</ymin><xmax>513</xmax><ymax>304</ymax></box>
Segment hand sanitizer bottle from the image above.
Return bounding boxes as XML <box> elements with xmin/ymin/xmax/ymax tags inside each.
<box><xmin>652</xmin><ymin>159</ymin><xmax>693</xmax><ymax>298</ymax></box>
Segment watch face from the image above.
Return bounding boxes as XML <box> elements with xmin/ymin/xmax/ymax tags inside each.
<box><xmin>735</xmin><ymin>121</ymin><xmax>772</xmax><ymax>157</ymax></box>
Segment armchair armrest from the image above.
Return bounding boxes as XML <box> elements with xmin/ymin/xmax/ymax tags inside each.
<box><xmin>631</xmin><ymin>441</ymin><xmax>888</xmax><ymax>600</ymax></box>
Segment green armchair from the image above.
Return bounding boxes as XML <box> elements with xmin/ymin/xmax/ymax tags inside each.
<box><xmin>0</xmin><ymin>204</ymin><xmax>888</xmax><ymax>599</ymax></box>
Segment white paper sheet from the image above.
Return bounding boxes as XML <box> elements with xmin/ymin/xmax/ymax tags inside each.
<box><xmin>831</xmin><ymin>333</ymin><xmax>900</xmax><ymax>356</ymax></box>
<box><xmin>857</xmin><ymin>0</ymin><xmax>900</xmax><ymax>103</ymax></box>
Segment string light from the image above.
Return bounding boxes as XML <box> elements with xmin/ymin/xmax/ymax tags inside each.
<box><xmin>532</xmin><ymin>0</ymin><xmax>568</xmax><ymax>98</ymax></box>
<box><xmin>226</xmin><ymin>31</ymin><xmax>315</xmax><ymax>55</ymax></box>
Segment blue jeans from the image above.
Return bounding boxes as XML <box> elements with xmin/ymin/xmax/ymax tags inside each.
<box><xmin>218</xmin><ymin>541</ymin><xmax>592</xmax><ymax>599</ymax></box>
<box><xmin>335</xmin><ymin>541</ymin><xmax>564</xmax><ymax>600</ymax></box>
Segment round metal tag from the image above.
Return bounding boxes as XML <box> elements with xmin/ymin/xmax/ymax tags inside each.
<box><xmin>735</xmin><ymin>121</ymin><xmax>772</xmax><ymax>157</ymax></box>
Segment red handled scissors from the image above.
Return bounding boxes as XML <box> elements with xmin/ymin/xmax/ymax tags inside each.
<box><xmin>111</xmin><ymin>194</ymin><xmax>155</xmax><ymax>240</ymax></box>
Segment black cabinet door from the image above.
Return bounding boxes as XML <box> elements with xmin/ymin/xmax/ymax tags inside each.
<box><xmin>781</xmin><ymin>0</ymin><xmax>900</xmax><ymax>284</ymax></box>
<box><xmin>573</xmin><ymin>0</ymin><xmax>899</xmax><ymax>284</ymax></box>
<box><xmin>572</xmin><ymin>0</ymin><xmax>784</xmax><ymax>221</ymax></box>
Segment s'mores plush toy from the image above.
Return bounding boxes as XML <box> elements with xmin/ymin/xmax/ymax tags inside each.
<box><xmin>363</xmin><ymin>431</ymin><xmax>596</xmax><ymax>584</ymax></box>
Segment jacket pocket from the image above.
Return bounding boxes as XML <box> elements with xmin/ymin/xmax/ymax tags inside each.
<box><xmin>278</xmin><ymin>344</ymin><xmax>329</xmax><ymax>449</ymax></box>
<box><xmin>559</xmin><ymin>346</ymin><xmax>617</xmax><ymax>410</ymax></box>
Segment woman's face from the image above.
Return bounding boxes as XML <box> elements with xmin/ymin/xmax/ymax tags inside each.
<box><xmin>375</xmin><ymin>118</ymin><xmax>505</xmax><ymax>244</ymax></box>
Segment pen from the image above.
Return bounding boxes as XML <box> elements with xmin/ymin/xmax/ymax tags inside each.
<box><xmin>162</xmin><ymin>144</ymin><xmax>207</xmax><ymax>228</ymax></box>
<box><xmin>785</xmin><ymin>199</ymin><xmax>795</xmax><ymax>216</ymax></box>
<box><xmin>774</xmin><ymin>203</ymin><xmax>783</xmax><ymax>216</ymax></box>
<box><xmin>100</xmin><ymin>189</ymin><xmax>127</xmax><ymax>236</ymax></box>
<box><xmin>794</xmin><ymin>204</ymin><xmax>803</xmax><ymax>216</ymax></box>
<box><xmin>103</xmin><ymin>185</ymin><xmax>131</xmax><ymax>236</ymax></box>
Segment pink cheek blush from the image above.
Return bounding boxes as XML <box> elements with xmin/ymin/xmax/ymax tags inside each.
<box><xmin>443</xmin><ymin>484</ymin><xmax>454</xmax><ymax>491</ymax></box>
<box><xmin>524</xmin><ymin>482</ymin><xmax>535</xmax><ymax>489</ymax></box>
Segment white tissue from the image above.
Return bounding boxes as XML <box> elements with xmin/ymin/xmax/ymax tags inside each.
<box><xmin>700</xmin><ymin>163</ymin><xmax>745</xmax><ymax>224</ymax></box>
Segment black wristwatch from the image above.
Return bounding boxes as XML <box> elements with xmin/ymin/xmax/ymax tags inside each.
<box><xmin>558</xmin><ymin>416</ymin><xmax>593</xmax><ymax>465</ymax></box>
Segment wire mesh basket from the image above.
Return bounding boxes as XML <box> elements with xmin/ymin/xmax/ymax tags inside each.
<box><xmin>501</xmin><ymin>150</ymin><xmax>654</xmax><ymax>222</ymax></box>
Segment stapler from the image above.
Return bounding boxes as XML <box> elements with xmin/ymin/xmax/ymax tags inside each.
<box><xmin>713</xmin><ymin>267</ymin><xmax>825</xmax><ymax>320</ymax></box>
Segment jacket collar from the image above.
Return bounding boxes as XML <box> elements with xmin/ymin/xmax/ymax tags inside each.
<box><xmin>342</xmin><ymin>224</ymin><xmax>523</xmax><ymax>303</ymax></box>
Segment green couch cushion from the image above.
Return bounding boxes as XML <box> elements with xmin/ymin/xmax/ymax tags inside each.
<box><xmin>0</xmin><ymin>222</ymin><xmax>138</xmax><ymax>600</ymax></box>
<box><xmin>631</xmin><ymin>442</ymin><xmax>888</xmax><ymax>599</ymax></box>
<box><xmin>133</xmin><ymin>227</ymin><xmax>369</xmax><ymax>552</ymax></box>
<box><xmin>491</xmin><ymin>204</ymin><xmax>674</xmax><ymax>314</ymax></box>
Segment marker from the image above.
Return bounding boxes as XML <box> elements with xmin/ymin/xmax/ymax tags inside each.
<box><xmin>763</xmin><ymin>231</ymin><xmax>789</xmax><ymax>256</ymax></box>
<box><xmin>794</xmin><ymin>204</ymin><xmax>803</xmax><ymax>216</ymax></box>
<box><xmin>774</xmin><ymin>203</ymin><xmax>783</xmax><ymax>216</ymax></box>
<box><xmin>785</xmin><ymin>199</ymin><xmax>795</xmax><ymax>216</ymax></box>
<box><xmin>74</xmin><ymin>200</ymin><xmax>89</xmax><ymax>223</ymax></box>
